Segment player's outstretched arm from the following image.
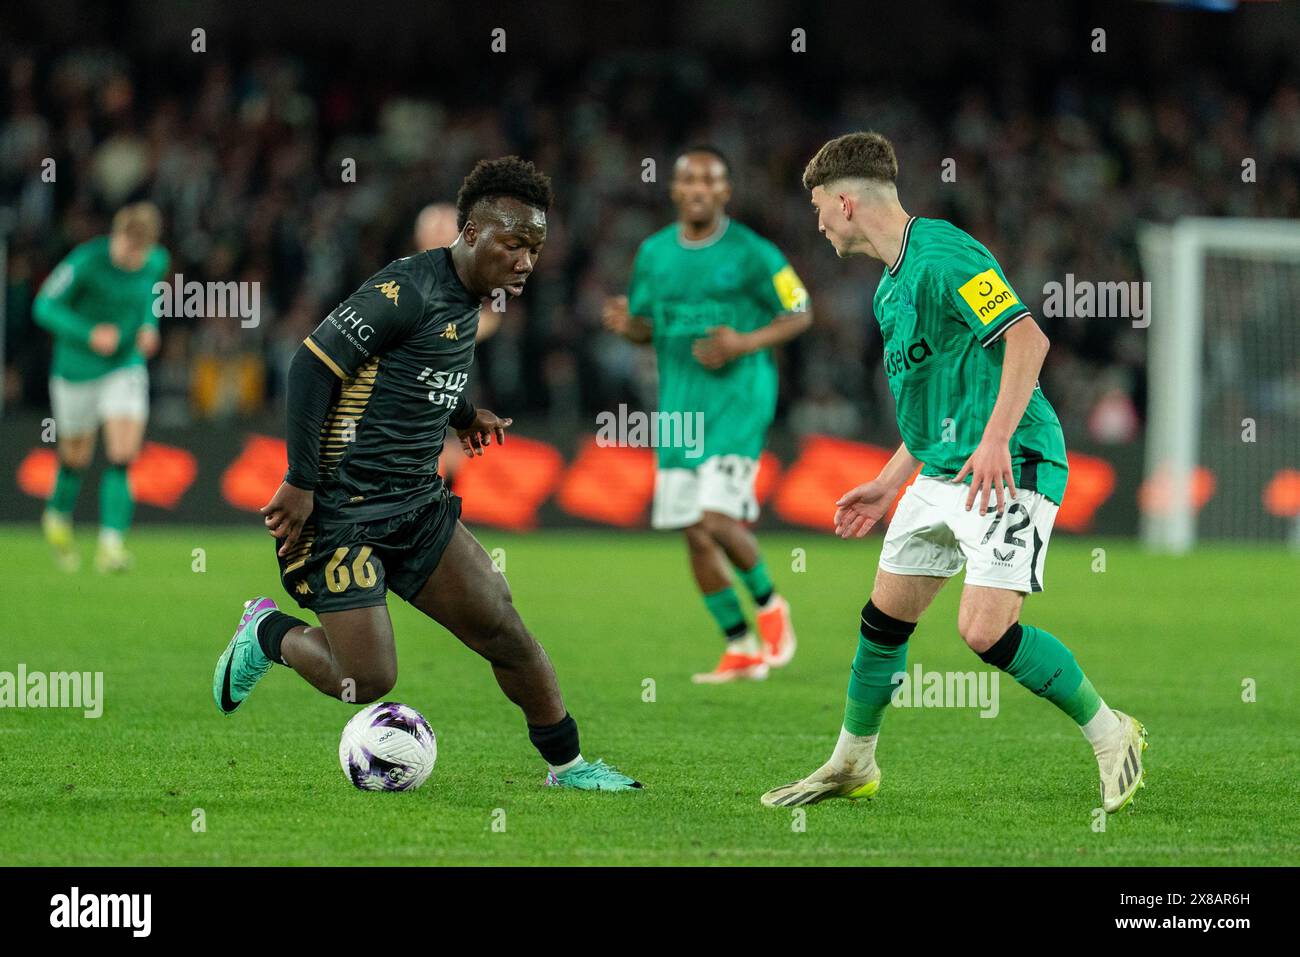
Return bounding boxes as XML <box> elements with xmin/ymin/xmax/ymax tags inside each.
<box><xmin>33</xmin><ymin>251</ymin><xmax>117</xmax><ymax>354</ymax></box>
<box><xmin>455</xmin><ymin>404</ymin><xmax>513</xmax><ymax>457</ymax></box>
<box><xmin>834</xmin><ymin>443</ymin><xmax>921</xmax><ymax>539</ymax></box>
<box><xmin>950</xmin><ymin>317</ymin><xmax>1050</xmax><ymax>515</ymax></box>
<box><xmin>602</xmin><ymin>295</ymin><xmax>653</xmax><ymax>343</ymax></box>
<box><xmin>692</xmin><ymin>308</ymin><xmax>813</xmax><ymax>369</ymax></box>
<box><xmin>747</xmin><ymin>308</ymin><xmax>814</xmax><ymax>350</ymax></box>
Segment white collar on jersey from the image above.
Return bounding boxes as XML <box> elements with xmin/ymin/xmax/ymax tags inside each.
<box><xmin>677</xmin><ymin>216</ymin><xmax>731</xmax><ymax>249</ymax></box>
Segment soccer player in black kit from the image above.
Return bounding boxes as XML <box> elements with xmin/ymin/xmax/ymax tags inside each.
<box><xmin>212</xmin><ymin>158</ymin><xmax>642</xmax><ymax>792</ymax></box>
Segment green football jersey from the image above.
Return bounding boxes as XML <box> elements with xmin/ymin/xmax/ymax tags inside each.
<box><xmin>34</xmin><ymin>236</ymin><xmax>170</xmax><ymax>382</ymax></box>
<box><xmin>873</xmin><ymin>217</ymin><xmax>1068</xmax><ymax>504</ymax></box>
<box><xmin>627</xmin><ymin>218</ymin><xmax>806</xmax><ymax>469</ymax></box>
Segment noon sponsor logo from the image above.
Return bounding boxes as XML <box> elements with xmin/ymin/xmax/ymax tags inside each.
<box><xmin>0</xmin><ymin>664</ymin><xmax>103</xmax><ymax>718</ymax></box>
<box><xmin>49</xmin><ymin>887</ymin><xmax>151</xmax><ymax>937</ymax></box>
<box><xmin>595</xmin><ymin>403</ymin><xmax>705</xmax><ymax>459</ymax></box>
<box><xmin>1041</xmin><ymin>273</ymin><xmax>1151</xmax><ymax>328</ymax></box>
<box><xmin>152</xmin><ymin>273</ymin><xmax>261</xmax><ymax>328</ymax></box>
<box><xmin>891</xmin><ymin>664</ymin><xmax>1000</xmax><ymax>718</ymax></box>
<box><xmin>957</xmin><ymin>268</ymin><xmax>1020</xmax><ymax>325</ymax></box>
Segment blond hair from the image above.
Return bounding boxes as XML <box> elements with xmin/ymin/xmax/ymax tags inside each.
<box><xmin>111</xmin><ymin>202</ymin><xmax>163</xmax><ymax>246</ymax></box>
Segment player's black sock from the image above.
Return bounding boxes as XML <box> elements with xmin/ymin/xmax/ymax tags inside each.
<box><xmin>257</xmin><ymin>610</ymin><xmax>307</xmax><ymax>665</ymax></box>
<box><xmin>528</xmin><ymin>713</ymin><xmax>580</xmax><ymax>767</ymax></box>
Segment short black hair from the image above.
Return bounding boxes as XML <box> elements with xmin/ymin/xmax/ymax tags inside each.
<box><xmin>455</xmin><ymin>156</ymin><xmax>554</xmax><ymax>231</ymax></box>
<box><xmin>677</xmin><ymin>144</ymin><xmax>731</xmax><ymax>177</ymax></box>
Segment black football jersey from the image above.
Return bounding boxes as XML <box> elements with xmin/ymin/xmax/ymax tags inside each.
<box><xmin>303</xmin><ymin>247</ymin><xmax>480</xmax><ymax>521</ymax></box>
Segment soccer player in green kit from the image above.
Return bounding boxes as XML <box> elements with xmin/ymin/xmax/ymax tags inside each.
<box><xmin>604</xmin><ymin>147</ymin><xmax>812</xmax><ymax>683</ymax></box>
<box><xmin>761</xmin><ymin>132</ymin><xmax>1148</xmax><ymax>813</ymax></box>
<box><xmin>34</xmin><ymin>202</ymin><xmax>169</xmax><ymax>573</ymax></box>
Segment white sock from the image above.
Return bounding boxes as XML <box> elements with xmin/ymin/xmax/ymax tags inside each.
<box><xmin>1080</xmin><ymin>700</ymin><xmax>1122</xmax><ymax>752</ymax></box>
<box><xmin>548</xmin><ymin>754</ymin><xmax>585</xmax><ymax>776</ymax></box>
<box><xmin>99</xmin><ymin>527</ymin><xmax>123</xmax><ymax>548</ymax></box>
<box><xmin>829</xmin><ymin>726</ymin><xmax>878</xmax><ymax>773</ymax></box>
<box><xmin>728</xmin><ymin>632</ymin><xmax>761</xmax><ymax>656</ymax></box>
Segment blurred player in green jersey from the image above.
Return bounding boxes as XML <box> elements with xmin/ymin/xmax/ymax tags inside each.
<box><xmin>761</xmin><ymin>132</ymin><xmax>1147</xmax><ymax>813</ymax></box>
<box><xmin>604</xmin><ymin>147</ymin><xmax>812</xmax><ymax>683</ymax></box>
<box><xmin>34</xmin><ymin>203</ymin><xmax>169</xmax><ymax>573</ymax></box>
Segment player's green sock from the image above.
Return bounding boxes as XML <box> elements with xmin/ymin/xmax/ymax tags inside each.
<box><xmin>702</xmin><ymin>587</ymin><xmax>750</xmax><ymax>642</ymax></box>
<box><xmin>977</xmin><ymin>623</ymin><xmax>1102</xmax><ymax>725</ymax></box>
<box><xmin>48</xmin><ymin>464</ymin><xmax>84</xmax><ymax>516</ymax></box>
<box><xmin>734</xmin><ymin>557</ymin><xmax>774</xmax><ymax>606</ymax></box>
<box><xmin>99</xmin><ymin>464</ymin><xmax>134</xmax><ymax>533</ymax></box>
<box><xmin>844</xmin><ymin>602</ymin><xmax>916</xmax><ymax>735</ymax></box>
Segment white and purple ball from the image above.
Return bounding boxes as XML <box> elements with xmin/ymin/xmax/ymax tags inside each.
<box><xmin>339</xmin><ymin>702</ymin><xmax>437</xmax><ymax>791</ymax></box>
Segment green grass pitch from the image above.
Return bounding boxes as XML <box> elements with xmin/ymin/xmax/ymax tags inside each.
<box><xmin>1</xmin><ymin>525</ymin><xmax>1296</xmax><ymax>866</ymax></box>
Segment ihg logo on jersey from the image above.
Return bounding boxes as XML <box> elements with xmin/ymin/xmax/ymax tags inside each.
<box><xmin>885</xmin><ymin>336</ymin><xmax>934</xmax><ymax>377</ymax></box>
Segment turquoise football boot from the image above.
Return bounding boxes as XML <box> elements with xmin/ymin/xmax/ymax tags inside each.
<box><xmin>213</xmin><ymin>597</ymin><xmax>278</xmax><ymax>715</ymax></box>
<box><xmin>546</xmin><ymin>758</ymin><xmax>643</xmax><ymax>792</ymax></box>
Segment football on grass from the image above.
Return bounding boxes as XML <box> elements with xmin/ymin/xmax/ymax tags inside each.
<box><xmin>339</xmin><ymin>702</ymin><xmax>437</xmax><ymax>792</ymax></box>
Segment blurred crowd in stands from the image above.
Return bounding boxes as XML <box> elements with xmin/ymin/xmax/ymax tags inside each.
<box><xmin>3</xmin><ymin>43</ymin><xmax>1298</xmax><ymax>446</ymax></box>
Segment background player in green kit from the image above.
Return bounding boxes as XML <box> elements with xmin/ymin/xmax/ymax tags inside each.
<box><xmin>603</xmin><ymin>147</ymin><xmax>811</xmax><ymax>684</ymax></box>
<box><xmin>212</xmin><ymin>158</ymin><xmax>641</xmax><ymax>792</ymax></box>
<box><xmin>761</xmin><ymin>132</ymin><xmax>1148</xmax><ymax>814</ymax></box>
<box><xmin>33</xmin><ymin>202</ymin><xmax>169</xmax><ymax>573</ymax></box>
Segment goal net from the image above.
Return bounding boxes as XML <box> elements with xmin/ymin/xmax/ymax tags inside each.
<box><xmin>1139</xmin><ymin>218</ymin><xmax>1300</xmax><ymax>552</ymax></box>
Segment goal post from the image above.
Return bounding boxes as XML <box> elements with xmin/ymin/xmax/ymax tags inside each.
<box><xmin>1139</xmin><ymin>218</ymin><xmax>1300</xmax><ymax>552</ymax></box>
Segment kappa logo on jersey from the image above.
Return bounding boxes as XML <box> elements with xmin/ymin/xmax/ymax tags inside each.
<box><xmin>441</xmin><ymin>322</ymin><xmax>458</xmax><ymax>340</ymax></box>
<box><xmin>884</xmin><ymin>336</ymin><xmax>934</xmax><ymax>377</ymax></box>
<box><xmin>374</xmin><ymin>280</ymin><xmax>401</xmax><ymax>305</ymax></box>
<box><xmin>957</xmin><ymin>268</ymin><xmax>1020</xmax><ymax>325</ymax></box>
<box><xmin>295</xmin><ymin>580</ymin><xmax>312</xmax><ymax>595</ymax></box>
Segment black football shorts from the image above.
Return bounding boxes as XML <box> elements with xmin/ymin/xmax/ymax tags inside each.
<box><xmin>275</xmin><ymin>491</ymin><xmax>462</xmax><ymax>614</ymax></box>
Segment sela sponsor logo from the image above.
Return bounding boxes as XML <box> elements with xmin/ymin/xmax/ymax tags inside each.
<box><xmin>50</xmin><ymin>887</ymin><xmax>151</xmax><ymax>937</ymax></box>
<box><xmin>0</xmin><ymin>665</ymin><xmax>103</xmax><ymax>718</ymax></box>
<box><xmin>595</xmin><ymin>403</ymin><xmax>705</xmax><ymax>460</ymax></box>
<box><xmin>416</xmin><ymin>368</ymin><xmax>468</xmax><ymax>410</ymax></box>
<box><xmin>152</xmin><ymin>273</ymin><xmax>260</xmax><ymax>328</ymax></box>
<box><xmin>891</xmin><ymin>664</ymin><xmax>1000</xmax><ymax>718</ymax></box>
<box><xmin>1041</xmin><ymin>273</ymin><xmax>1151</xmax><ymax>328</ymax></box>
<box><xmin>957</xmin><ymin>268</ymin><xmax>1020</xmax><ymax>325</ymax></box>
<box><xmin>884</xmin><ymin>336</ymin><xmax>933</xmax><ymax>377</ymax></box>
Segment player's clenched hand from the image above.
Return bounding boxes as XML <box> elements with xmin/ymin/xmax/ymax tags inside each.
<box><xmin>89</xmin><ymin>324</ymin><xmax>120</xmax><ymax>357</ymax></box>
<box><xmin>457</xmin><ymin>409</ymin><xmax>512</xmax><ymax>457</ymax></box>
<box><xmin>692</xmin><ymin>325</ymin><xmax>749</xmax><ymax>369</ymax></box>
<box><xmin>834</xmin><ymin>480</ymin><xmax>896</xmax><ymax>539</ymax></box>
<box><xmin>601</xmin><ymin>296</ymin><xmax>634</xmax><ymax>336</ymax></box>
<box><xmin>261</xmin><ymin>482</ymin><xmax>314</xmax><ymax>557</ymax></box>
<box><xmin>135</xmin><ymin>326</ymin><xmax>160</xmax><ymax>359</ymax></box>
<box><xmin>951</xmin><ymin>435</ymin><xmax>1017</xmax><ymax>516</ymax></box>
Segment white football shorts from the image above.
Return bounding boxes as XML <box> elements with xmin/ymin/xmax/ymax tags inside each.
<box><xmin>49</xmin><ymin>365</ymin><xmax>150</xmax><ymax>437</ymax></box>
<box><xmin>879</xmin><ymin>474</ymin><xmax>1058</xmax><ymax>593</ymax></box>
<box><xmin>652</xmin><ymin>454</ymin><xmax>760</xmax><ymax>529</ymax></box>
